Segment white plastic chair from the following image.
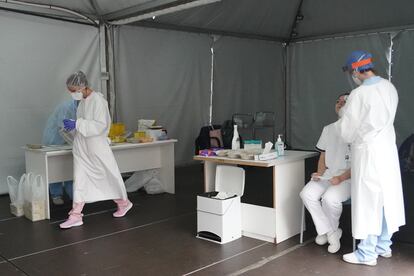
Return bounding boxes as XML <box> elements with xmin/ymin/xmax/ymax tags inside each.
<box><xmin>300</xmin><ymin>199</ymin><xmax>356</xmax><ymax>251</ymax></box>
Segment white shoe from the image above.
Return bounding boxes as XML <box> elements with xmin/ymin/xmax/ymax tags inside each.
<box><xmin>52</xmin><ymin>196</ymin><xmax>64</xmax><ymax>205</ymax></box>
<box><xmin>379</xmin><ymin>251</ymin><xmax>392</xmax><ymax>258</ymax></box>
<box><xmin>343</xmin><ymin>252</ymin><xmax>377</xmax><ymax>266</ymax></box>
<box><xmin>327</xmin><ymin>228</ymin><xmax>342</xmax><ymax>253</ymax></box>
<box><xmin>315</xmin><ymin>234</ymin><xmax>328</xmax><ymax>245</ymax></box>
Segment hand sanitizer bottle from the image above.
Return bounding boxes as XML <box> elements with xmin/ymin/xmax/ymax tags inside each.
<box><xmin>231</xmin><ymin>125</ymin><xmax>240</xmax><ymax>150</ymax></box>
<box><xmin>276</xmin><ymin>134</ymin><xmax>285</xmax><ymax>156</ymax></box>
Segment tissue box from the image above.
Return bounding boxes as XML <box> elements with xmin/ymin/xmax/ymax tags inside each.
<box><xmin>244</xmin><ymin>140</ymin><xmax>262</xmax><ymax>150</ymax></box>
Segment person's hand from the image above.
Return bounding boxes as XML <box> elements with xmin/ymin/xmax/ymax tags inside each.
<box><xmin>330</xmin><ymin>176</ymin><xmax>342</xmax><ymax>185</ymax></box>
<box><xmin>63</xmin><ymin>119</ymin><xmax>76</xmax><ymax>131</ymax></box>
<box><xmin>311</xmin><ymin>172</ymin><xmax>322</xmax><ymax>181</ymax></box>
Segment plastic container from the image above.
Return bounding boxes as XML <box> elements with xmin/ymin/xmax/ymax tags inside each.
<box><xmin>244</xmin><ymin>140</ymin><xmax>262</xmax><ymax>150</ymax></box>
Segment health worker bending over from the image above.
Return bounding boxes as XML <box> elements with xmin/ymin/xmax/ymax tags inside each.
<box><xmin>59</xmin><ymin>71</ymin><xmax>133</xmax><ymax>229</ymax></box>
<box><xmin>42</xmin><ymin>100</ymin><xmax>77</xmax><ymax>205</ymax></box>
<box><xmin>336</xmin><ymin>51</ymin><xmax>405</xmax><ymax>266</ymax></box>
<box><xmin>300</xmin><ymin>93</ymin><xmax>351</xmax><ymax>254</ymax></box>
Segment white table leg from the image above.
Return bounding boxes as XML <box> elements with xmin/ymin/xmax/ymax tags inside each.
<box><xmin>274</xmin><ymin>160</ymin><xmax>305</xmax><ymax>243</ymax></box>
<box><xmin>160</xmin><ymin>143</ymin><xmax>175</xmax><ymax>194</ymax></box>
<box><xmin>204</xmin><ymin>161</ymin><xmax>217</xmax><ymax>192</ymax></box>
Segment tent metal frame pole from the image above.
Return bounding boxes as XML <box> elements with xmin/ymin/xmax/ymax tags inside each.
<box><xmin>0</xmin><ymin>0</ymin><xmax>97</xmax><ymax>26</ymax></box>
<box><xmin>106</xmin><ymin>25</ymin><xmax>117</xmax><ymax>121</ymax></box>
<box><xmin>0</xmin><ymin>6</ymin><xmax>95</xmax><ymax>26</ymax></box>
<box><xmin>131</xmin><ymin>21</ymin><xmax>285</xmax><ymax>42</ymax></box>
<box><xmin>283</xmin><ymin>43</ymin><xmax>289</xmax><ymax>146</ymax></box>
<box><xmin>291</xmin><ymin>23</ymin><xmax>414</xmax><ymax>44</ymax></box>
<box><xmin>99</xmin><ymin>23</ymin><xmax>109</xmax><ymax>100</ymax></box>
<box><xmin>107</xmin><ymin>0</ymin><xmax>221</xmax><ymax>25</ymax></box>
<box><xmin>286</xmin><ymin>0</ymin><xmax>304</xmax><ymax>44</ymax></box>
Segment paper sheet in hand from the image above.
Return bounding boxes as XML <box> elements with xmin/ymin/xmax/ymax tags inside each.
<box><xmin>316</xmin><ymin>176</ymin><xmax>332</xmax><ymax>181</ymax></box>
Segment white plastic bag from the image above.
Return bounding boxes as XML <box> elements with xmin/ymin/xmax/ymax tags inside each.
<box><xmin>144</xmin><ymin>178</ymin><xmax>165</xmax><ymax>195</ymax></box>
<box><xmin>7</xmin><ymin>174</ymin><xmax>26</xmax><ymax>217</ymax></box>
<box><xmin>125</xmin><ymin>169</ymin><xmax>159</xmax><ymax>192</ymax></box>
<box><xmin>23</xmin><ymin>173</ymin><xmax>46</xmax><ymax>221</ymax></box>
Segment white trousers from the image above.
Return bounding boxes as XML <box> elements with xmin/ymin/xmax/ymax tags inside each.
<box><xmin>300</xmin><ymin>179</ymin><xmax>351</xmax><ymax>235</ymax></box>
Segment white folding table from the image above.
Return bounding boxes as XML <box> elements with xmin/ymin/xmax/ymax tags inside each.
<box><xmin>194</xmin><ymin>150</ymin><xmax>318</xmax><ymax>244</ymax></box>
<box><xmin>24</xmin><ymin>139</ymin><xmax>177</xmax><ymax>219</ymax></box>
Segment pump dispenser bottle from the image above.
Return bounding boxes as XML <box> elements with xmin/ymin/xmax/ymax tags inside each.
<box><xmin>276</xmin><ymin>134</ymin><xmax>285</xmax><ymax>156</ymax></box>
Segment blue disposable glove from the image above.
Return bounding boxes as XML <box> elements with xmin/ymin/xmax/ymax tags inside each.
<box><xmin>63</xmin><ymin>119</ymin><xmax>76</xmax><ymax>131</ymax></box>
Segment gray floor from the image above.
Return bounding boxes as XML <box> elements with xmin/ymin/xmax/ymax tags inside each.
<box><xmin>0</xmin><ymin>164</ymin><xmax>413</xmax><ymax>276</ymax></box>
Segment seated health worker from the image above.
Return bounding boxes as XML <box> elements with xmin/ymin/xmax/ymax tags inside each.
<box><xmin>42</xmin><ymin>100</ymin><xmax>77</xmax><ymax>205</ymax></box>
<box><xmin>300</xmin><ymin>93</ymin><xmax>351</xmax><ymax>254</ymax></box>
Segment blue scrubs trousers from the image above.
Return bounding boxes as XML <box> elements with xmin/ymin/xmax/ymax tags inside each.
<box><xmin>355</xmin><ymin>210</ymin><xmax>392</xmax><ymax>261</ymax></box>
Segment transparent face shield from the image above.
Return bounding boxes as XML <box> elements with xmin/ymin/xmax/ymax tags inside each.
<box><xmin>343</xmin><ymin>66</ymin><xmax>361</xmax><ymax>90</ymax></box>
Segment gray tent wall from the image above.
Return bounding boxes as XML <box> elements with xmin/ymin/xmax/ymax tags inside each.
<box><xmin>287</xmin><ymin>30</ymin><xmax>414</xmax><ymax>150</ymax></box>
<box><xmin>287</xmin><ymin>33</ymin><xmax>391</xmax><ymax>150</ymax></box>
<box><xmin>391</xmin><ymin>30</ymin><xmax>414</xmax><ymax>145</ymax></box>
<box><xmin>114</xmin><ymin>26</ymin><xmax>212</xmax><ymax>165</ymax></box>
<box><xmin>211</xmin><ymin>36</ymin><xmax>285</xmax><ymax>141</ymax></box>
<box><xmin>113</xmin><ymin>27</ymin><xmax>286</xmax><ymax>164</ymax></box>
<box><xmin>0</xmin><ymin>10</ymin><xmax>100</xmax><ymax>194</ymax></box>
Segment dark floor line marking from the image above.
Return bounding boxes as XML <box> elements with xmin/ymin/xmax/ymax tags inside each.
<box><xmin>0</xmin><ymin>216</ymin><xmax>21</xmax><ymax>223</ymax></box>
<box><xmin>9</xmin><ymin>212</ymin><xmax>195</xmax><ymax>261</ymax></box>
<box><xmin>226</xmin><ymin>239</ymin><xmax>314</xmax><ymax>276</ymax></box>
<box><xmin>183</xmin><ymin>242</ymin><xmax>269</xmax><ymax>276</ymax></box>
<box><xmin>0</xmin><ymin>252</ymin><xmax>29</xmax><ymax>276</ymax></box>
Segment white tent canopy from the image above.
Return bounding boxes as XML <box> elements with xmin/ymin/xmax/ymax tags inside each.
<box><xmin>0</xmin><ymin>0</ymin><xmax>414</xmax><ymax>193</ymax></box>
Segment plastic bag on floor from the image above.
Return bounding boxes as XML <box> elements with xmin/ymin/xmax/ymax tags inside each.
<box><xmin>125</xmin><ymin>169</ymin><xmax>159</xmax><ymax>192</ymax></box>
<box><xmin>144</xmin><ymin>178</ymin><xmax>165</xmax><ymax>194</ymax></box>
<box><xmin>23</xmin><ymin>173</ymin><xmax>46</xmax><ymax>221</ymax></box>
<box><xmin>7</xmin><ymin>174</ymin><xmax>26</xmax><ymax>217</ymax></box>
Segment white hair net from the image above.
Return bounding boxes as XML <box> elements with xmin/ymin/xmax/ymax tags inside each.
<box><xmin>66</xmin><ymin>71</ymin><xmax>88</xmax><ymax>88</ymax></box>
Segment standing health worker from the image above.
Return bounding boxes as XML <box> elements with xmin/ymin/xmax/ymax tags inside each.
<box><xmin>335</xmin><ymin>51</ymin><xmax>405</xmax><ymax>266</ymax></box>
<box><xmin>60</xmin><ymin>71</ymin><xmax>133</xmax><ymax>229</ymax></box>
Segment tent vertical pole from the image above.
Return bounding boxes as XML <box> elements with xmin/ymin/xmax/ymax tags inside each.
<box><xmin>106</xmin><ymin>25</ymin><xmax>117</xmax><ymax>122</ymax></box>
<box><xmin>283</xmin><ymin>43</ymin><xmax>289</xmax><ymax>147</ymax></box>
<box><xmin>209</xmin><ymin>35</ymin><xmax>218</xmax><ymax>126</ymax></box>
<box><xmin>99</xmin><ymin>23</ymin><xmax>108</xmax><ymax>100</ymax></box>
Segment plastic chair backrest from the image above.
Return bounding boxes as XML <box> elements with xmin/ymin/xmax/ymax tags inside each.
<box><xmin>215</xmin><ymin>165</ymin><xmax>245</xmax><ymax>196</ymax></box>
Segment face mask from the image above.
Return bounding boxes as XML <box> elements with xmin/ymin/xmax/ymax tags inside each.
<box><xmin>71</xmin><ymin>91</ymin><xmax>83</xmax><ymax>101</ymax></box>
<box><xmin>338</xmin><ymin>107</ymin><xmax>345</xmax><ymax>118</ymax></box>
<box><xmin>352</xmin><ymin>74</ymin><xmax>362</xmax><ymax>86</ymax></box>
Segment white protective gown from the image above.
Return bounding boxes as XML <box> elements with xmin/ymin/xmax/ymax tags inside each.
<box><xmin>335</xmin><ymin>77</ymin><xmax>405</xmax><ymax>239</ymax></box>
<box><xmin>72</xmin><ymin>91</ymin><xmax>127</xmax><ymax>203</ymax></box>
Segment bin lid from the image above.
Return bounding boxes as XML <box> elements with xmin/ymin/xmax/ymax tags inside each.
<box><xmin>215</xmin><ymin>165</ymin><xmax>245</xmax><ymax>197</ymax></box>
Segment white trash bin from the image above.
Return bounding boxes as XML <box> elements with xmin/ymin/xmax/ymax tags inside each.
<box><xmin>197</xmin><ymin>165</ymin><xmax>245</xmax><ymax>244</ymax></box>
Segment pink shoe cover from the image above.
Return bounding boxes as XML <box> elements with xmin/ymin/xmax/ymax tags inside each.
<box><xmin>113</xmin><ymin>201</ymin><xmax>133</xmax><ymax>218</ymax></box>
<box><xmin>59</xmin><ymin>214</ymin><xmax>83</xmax><ymax>229</ymax></box>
